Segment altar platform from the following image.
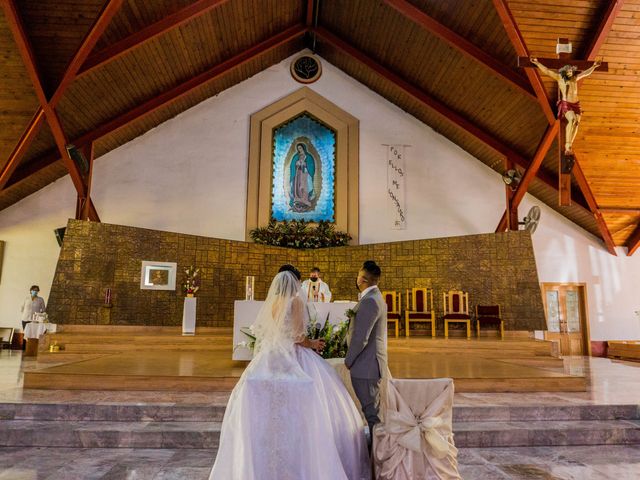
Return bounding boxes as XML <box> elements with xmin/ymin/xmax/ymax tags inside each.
<box><xmin>21</xmin><ymin>326</ymin><xmax>587</xmax><ymax>393</ymax></box>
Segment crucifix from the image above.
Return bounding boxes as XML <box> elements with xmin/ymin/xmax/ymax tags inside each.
<box><xmin>518</xmin><ymin>38</ymin><xmax>607</xmax><ymax>206</ymax></box>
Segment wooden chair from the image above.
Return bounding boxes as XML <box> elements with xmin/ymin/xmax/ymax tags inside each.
<box><xmin>405</xmin><ymin>288</ymin><xmax>435</xmax><ymax>337</ymax></box>
<box><xmin>443</xmin><ymin>291</ymin><xmax>471</xmax><ymax>338</ymax></box>
<box><xmin>382</xmin><ymin>291</ymin><xmax>401</xmax><ymax>338</ymax></box>
<box><xmin>0</xmin><ymin>327</ymin><xmax>14</xmax><ymax>351</ymax></box>
<box><xmin>475</xmin><ymin>305</ymin><xmax>504</xmax><ymax>339</ymax></box>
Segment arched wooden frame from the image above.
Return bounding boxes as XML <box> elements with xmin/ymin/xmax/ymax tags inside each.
<box><xmin>246</xmin><ymin>87</ymin><xmax>359</xmax><ymax>244</ymax></box>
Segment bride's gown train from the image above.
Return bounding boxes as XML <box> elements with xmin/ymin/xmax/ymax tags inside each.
<box><xmin>209</xmin><ymin>273</ymin><xmax>370</xmax><ymax>480</ymax></box>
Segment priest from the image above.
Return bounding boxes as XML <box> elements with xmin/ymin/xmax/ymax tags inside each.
<box><xmin>301</xmin><ymin>267</ymin><xmax>332</xmax><ymax>303</ymax></box>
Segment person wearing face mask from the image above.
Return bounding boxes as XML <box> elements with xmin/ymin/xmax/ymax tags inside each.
<box><xmin>301</xmin><ymin>267</ymin><xmax>332</xmax><ymax>303</ymax></box>
<box><xmin>20</xmin><ymin>285</ymin><xmax>46</xmax><ymax>331</ymax></box>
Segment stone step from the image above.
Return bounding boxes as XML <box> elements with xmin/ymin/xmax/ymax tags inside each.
<box><xmin>46</xmin><ymin>334</ymin><xmax>233</xmax><ymax>344</ymax></box>
<box><xmin>453</xmin><ymin>404</ymin><xmax>639</xmax><ymax>422</ymax></box>
<box><xmin>0</xmin><ymin>420</ymin><xmax>221</xmax><ymax>449</ymax></box>
<box><xmin>1</xmin><ymin>418</ymin><xmax>637</xmax><ymax>449</ymax></box>
<box><xmin>55</xmin><ymin>326</ymin><xmax>233</xmax><ymax>335</ymax></box>
<box><xmin>0</xmin><ymin>403</ymin><xmax>226</xmax><ymax>422</ymax></box>
<box><xmin>1</xmin><ymin>401</ymin><xmax>636</xmax><ymax>423</ymax></box>
<box><xmin>452</xmin><ymin>419</ymin><xmax>640</xmax><ymax>447</ymax></box>
<box><xmin>33</xmin><ymin>352</ymin><xmax>107</xmax><ymax>363</ymax></box>
<box><xmin>59</xmin><ymin>343</ymin><xmax>232</xmax><ymax>352</ymax></box>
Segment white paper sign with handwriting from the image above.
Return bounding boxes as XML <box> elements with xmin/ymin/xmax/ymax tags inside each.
<box><xmin>386</xmin><ymin>145</ymin><xmax>407</xmax><ymax>230</ymax></box>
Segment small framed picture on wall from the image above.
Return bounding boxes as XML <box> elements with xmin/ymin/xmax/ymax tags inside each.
<box><xmin>140</xmin><ymin>261</ymin><xmax>177</xmax><ymax>290</ymax></box>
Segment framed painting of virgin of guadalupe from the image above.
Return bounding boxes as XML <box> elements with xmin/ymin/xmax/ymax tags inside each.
<box><xmin>271</xmin><ymin>114</ymin><xmax>335</xmax><ymax>222</ymax></box>
<box><xmin>246</xmin><ymin>87</ymin><xmax>359</xmax><ymax>244</ymax></box>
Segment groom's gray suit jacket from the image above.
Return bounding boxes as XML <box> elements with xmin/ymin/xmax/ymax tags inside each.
<box><xmin>345</xmin><ymin>287</ymin><xmax>388</xmax><ymax>379</ymax></box>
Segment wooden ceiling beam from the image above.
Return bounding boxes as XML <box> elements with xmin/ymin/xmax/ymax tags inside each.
<box><xmin>384</xmin><ymin>0</ymin><xmax>535</xmax><ymax>99</ymax></box>
<box><xmin>76</xmin><ymin>143</ymin><xmax>96</xmax><ymax>221</ymax></box>
<box><xmin>600</xmin><ymin>207</ymin><xmax>640</xmax><ymax>215</ymax></box>
<box><xmin>50</xmin><ymin>0</ymin><xmax>124</xmax><ymax>106</ymax></box>
<box><xmin>583</xmin><ymin>0</ymin><xmax>625</xmax><ymax>61</ymax></box>
<box><xmin>313</xmin><ymin>26</ymin><xmax>591</xmax><ymax>213</ymax></box>
<box><xmin>582</xmin><ymin>0</ymin><xmax>627</xmax><ymax>255</ymax></box>
<box><xmin>496</xmin><ymin>122</ymin><xmax>559</xmax><ymax>232</ymax></box>
<box><xmin>626</xmin><ymin>225</ymin><xmax>640</xmax><ymax>256</ymax></box>
<box><xmin>4</xmin><ymin>151</ymin><xmax>61</xmax><ymax>189</ymax></box>
<box><xmin>78</xmin><ymin>0</ymin><xmax>230</xmax><ymax>76</ymax></box>
<box><xmin>306</xmin><ymin>0</ymin><xmax>315</xmax><ymax>27</ymax></box>
<box><xmin>0</xmin><ymin>108</ymin><xmax>45</xmax><ymax>190</ymax></box>
<box><xmin>492</xmin><ymin>0</ymin><xmax>556</xmax><ymax>124</ymax></box>
<box><xmin>573</xmin><ymin>161</ymin><xmax>617</xmax><ymax>255</ymax></box>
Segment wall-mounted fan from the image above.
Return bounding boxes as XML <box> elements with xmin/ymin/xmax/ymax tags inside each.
<box><xmin>502</xmin><ymin>169</ymin><xmax>522</xmax><ymax>190</ymax></box>
<box><xmin>520</xmin><ymin>206</ymin><xmax>541</xmax><ymax>234</ymax></box>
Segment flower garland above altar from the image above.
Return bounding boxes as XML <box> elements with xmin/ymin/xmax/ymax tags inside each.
<box><xmin>250</xmin><ymin>219</ymin><xmax>351</xmax><ymax>249</ymax></box>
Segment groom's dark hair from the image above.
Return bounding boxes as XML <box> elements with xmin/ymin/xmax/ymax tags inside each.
<box><xmin>361</xmin><ymin>260</ymin><xmax>381</xmax><ymax>283</ymax></box>
<box><xmin>278</xmin><ymin>264</ymin><xmax>301</xmax><ymax>280</ymax></box>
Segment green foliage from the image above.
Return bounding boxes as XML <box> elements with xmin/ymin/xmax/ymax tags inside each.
<box><xmin>307</xmin><ymin>309</ymin><xmax>349</xmax><ymax>359</ymax></box>
<box><xmin>249</xmin><ymin>219</ymin><xmax>351</xmax><ymax>249</ymax></box>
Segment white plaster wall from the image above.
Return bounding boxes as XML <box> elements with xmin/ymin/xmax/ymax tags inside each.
<box><xmin>0</xmin><ymin>51</ymin><xmax>638</xmax><ymax>339</ymax></box>
<box><xmin>521</xmin><ymin>196</ymin><xmax>640</xmax><ymax>340</ymax></box>
<box><xmin>0</xmin><ymin>179</ymin><xmax>76</xmax><ymax>331</ymax></box>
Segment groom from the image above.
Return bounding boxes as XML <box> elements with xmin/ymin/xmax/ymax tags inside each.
<box><xmin>345</xmin><ymin>260</ymin><xmax>388</xmax><ymax>444</ymax></box>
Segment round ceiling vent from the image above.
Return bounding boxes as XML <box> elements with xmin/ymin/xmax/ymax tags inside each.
<box><xmin>290</xmin><ymin>54</ymin><xmax>322</xmax><ymax>84</ymax></box>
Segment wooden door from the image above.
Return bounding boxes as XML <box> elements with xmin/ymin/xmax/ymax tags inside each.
<box><xmin>541</xmin><ymin>284</ymin><xmax>589</xmax><ymax>356</ymax></box>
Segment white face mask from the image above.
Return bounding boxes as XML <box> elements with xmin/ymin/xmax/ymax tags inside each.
<box><xmin>30</xmin><ymin>290</ymin><xmax>38</xmax><ymax>297</ymax></box>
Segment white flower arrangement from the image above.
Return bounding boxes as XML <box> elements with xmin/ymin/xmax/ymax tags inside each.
<box><xmin>234</xmin><ymin>325</ymin><xmax>257</xmax><ymax>352</ymax></box>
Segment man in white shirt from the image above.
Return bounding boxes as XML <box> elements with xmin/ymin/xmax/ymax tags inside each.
<box><xmin>20</xmin><ymin>285</ymin><xmax>46</xmax><ymax>330</ymax></box>
<box><xmin>301</xmin><ymin>267</ymin><xmax>332</xmax><ymax>303</ymax></box>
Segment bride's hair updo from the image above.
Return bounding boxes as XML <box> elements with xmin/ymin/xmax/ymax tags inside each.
<box><xmin>272</xmin><ymin>270</ymin><xmax>300</xmax><ymax>297</ymax></box>
<box><xmin>278</xmin><ymin>264</ymin><xmax>301</xmax><ymax>280</ymax></box>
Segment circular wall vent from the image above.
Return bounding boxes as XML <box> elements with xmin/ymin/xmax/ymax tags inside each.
<box><xmin>290</xmin><ymin>54</ymin><xmax>322</xmax><ymax>84</ymax></box>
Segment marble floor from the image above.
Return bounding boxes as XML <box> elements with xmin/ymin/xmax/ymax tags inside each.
<box><xmin>0</xmin><ymin>445</ymin><xmax>637</xmax><ymax>479</ymax></box>
<box><xmin>1</xmin><ymin>351</ymin><xmax>639</xmax><ymax>479</ymax></box>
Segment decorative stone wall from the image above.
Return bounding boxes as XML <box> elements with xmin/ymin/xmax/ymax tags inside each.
<box><xmin>48</xmin><ymin>220</ymin><xmax>545</xmax><ymax>330</ymax></box>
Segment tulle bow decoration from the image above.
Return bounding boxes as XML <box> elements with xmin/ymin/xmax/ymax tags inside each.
<box><xmin>385</xmin><ymin>410</ymin><xmax>451</xmax><ymax>458</ymax></box>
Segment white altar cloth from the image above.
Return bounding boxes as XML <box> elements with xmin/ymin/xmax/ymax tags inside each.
<box><xmin>232</xmin><ymin>300</ymin><xmax>357</xmax><ymax>360</ymax></box>
<box><xmin>23</xmin><ymin>322</ymin><xmax>57</xmax><ymax>339</ymax></box>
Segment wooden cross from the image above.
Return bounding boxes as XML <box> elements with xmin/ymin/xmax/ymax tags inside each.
<box><xmin>518</xmin><ymin>38</ymin><xmax>607</xmax><ymax>206</ymax></box>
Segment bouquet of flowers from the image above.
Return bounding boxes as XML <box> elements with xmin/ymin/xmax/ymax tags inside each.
<box><xmin>234</xmin><ymin>325</ymin><xmax>256</xmax><ymax>352</ymax></box>
<box><xmin>182</xmin><ymin>266</ymin><xmax>200</xmax><ymax>297</ymax></box>
<box><xmin>307</xmin><ymin>306</ymin><xmax>350</xmax><ymax>359</ymax></box>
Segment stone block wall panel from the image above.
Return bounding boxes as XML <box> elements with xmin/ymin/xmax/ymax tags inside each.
<box><xmin>47</xmin><ymin>220</ymin><xmax>545</xmax><ymax>330</ymax></box>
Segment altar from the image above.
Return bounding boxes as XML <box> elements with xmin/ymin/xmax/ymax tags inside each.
<box><xmin>232</xmin><ymin>300</ymin><xmax>357</xmax><ymax>360</ymax></box>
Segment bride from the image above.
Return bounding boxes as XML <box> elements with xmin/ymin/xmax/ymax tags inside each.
<box><xmin>209</xmin><ymin>270</ymin><xmax>370</xmax><ymax>479</ymax></box>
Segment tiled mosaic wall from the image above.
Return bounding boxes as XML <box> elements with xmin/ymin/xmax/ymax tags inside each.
<box><xmin>47</xmin><ymin>220</ymin><xmax>545</xmax><ymax>330</ymax></box>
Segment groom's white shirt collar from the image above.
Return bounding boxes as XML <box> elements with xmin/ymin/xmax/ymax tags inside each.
<box><xmin>359</xmin><ymin>285</ymin><xmax>379</xmax><ymax>300</ymax></box>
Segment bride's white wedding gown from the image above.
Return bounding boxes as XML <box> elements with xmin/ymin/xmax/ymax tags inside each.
<box><xmin>210</xmin><ymin>279</ymin><xmax>370</xmax><ymax>480</ymax></box>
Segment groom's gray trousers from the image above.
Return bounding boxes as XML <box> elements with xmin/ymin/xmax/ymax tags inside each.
<box><xmin>350</xmin><ymin>376</ymin><xmax>381</xmax><ymax>433</ymax></box>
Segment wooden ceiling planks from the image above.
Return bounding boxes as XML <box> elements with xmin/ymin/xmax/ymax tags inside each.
<box><xmin>16</xmin><ymin>0</ymin><xmax>107</xmax><ymax>96</ymax></box>
<box><xmin>95</xmin><ymin>0</ymin><xmax>198</xmax><ymax>49</ymax></box>
<box><xmin>0</xmin><ymin>160</ymin><xmax>68</xmax><ymax>212</ymax></box>
<box><xmin>0</xmin><ymin>8</ymin><xmax>41</xmax><ymax>173</ymax></box>
<box><xmin>53</xmin><ymin>0</ymin><xmax>302</xmax><ymax>143</ymax></box>
<box><xmin>0</xmin><ymin>0</ymin><xmax>636</xmax><ymax>251</ymax></box>
<box><xmin>320</xmin><ymin>0</ymin><xmax>549</xmax><ymax>159</ymax></box>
